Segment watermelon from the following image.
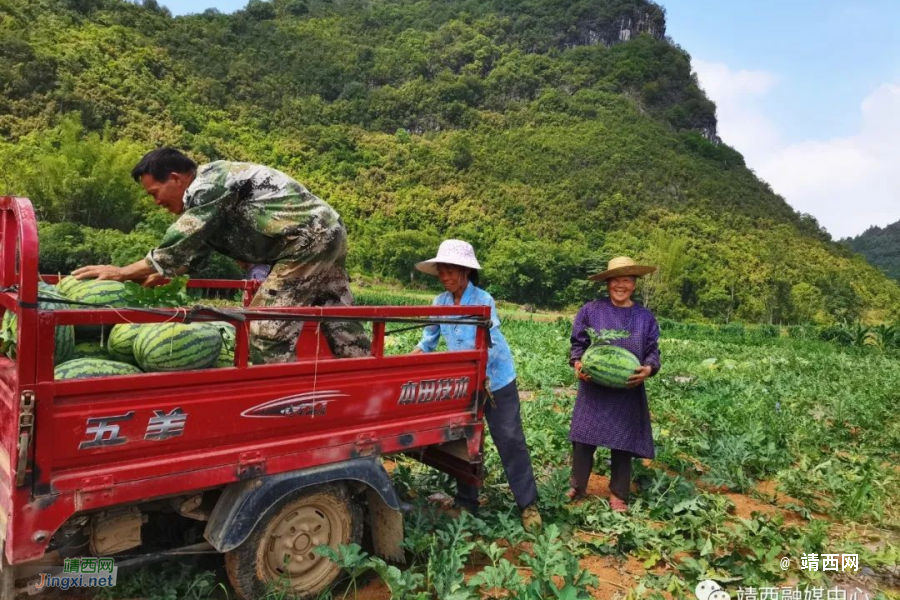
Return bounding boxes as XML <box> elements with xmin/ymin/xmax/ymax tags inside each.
<box><xmin>57</xmin><ymin>275</ymin><xmax>82</xmax><ymax>297</ymax></box>
<box><xmin>38</xmin><ymin>281</ymin><xmax>59</xmax><ymax>294</ymax></box>
<box><xmin>580</xmin><ymin>344</ymin><xmax>641</xmax><ymax>389</ymax></box>
<box><xmin>72</xmin><ymin>342</ymin><xmax>111</xmax><ymax>360</ymax></box>
<box><xmin>0</xmin><ymin>289</ymin><xmax>75</xmax><ymax>364</ymax></box>
<box><xmin>106</xmin><ymin>324</ymin><xmax>143</xmax><ymax>364</ymax></box>
<box><xmin>63</xmin><ymin>279</ymin><xmax>129</xmax><ymax>341</ymax></box>
<box><xmin>133</xmin><ymin>323</ymin><xmax>223</xmax><ymax>372</ymax></box>
<box><xmin>65</xmin><ymin>279</ymin><xmax>129</xmax><ymax>307</ymax></box>
<box><xmin>208</xmin><ymin>321</ymin><xmax>236</xmax><ymax>347</ymax></box>
<box><xmin>204</xmin><ymin>321</ymin><xmax>236</xmax><ymax>368</ymax></box>
<box><xmin>215</xmin><ymin>346</ymin><xmax>235</xmax><ymax>368</ymax></box>
<box><xmin>55</xmin><ymin>358</ymin><xmax>142</xmax><ymax>380</ymax></box>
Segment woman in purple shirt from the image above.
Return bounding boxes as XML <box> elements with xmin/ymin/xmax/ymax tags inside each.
<box><xmin>568</xmin><ymin>257</ymin><xmax>660</xmax><ymax>512</ymax></box>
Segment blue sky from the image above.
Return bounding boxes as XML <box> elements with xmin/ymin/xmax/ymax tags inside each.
<box><xmin>162</xmin><ymin>0</ymin><xmax>900</xmax><ymax>237</ymax></box>
<box><xmin>663</xmin><ymin>0</ymin><xmax>900</xmax><ymax>141</ymax></box>
<box><xmin>662</xmin><ymin>0</ymin><xmax>900</xmax><ymax>238</ymax></box>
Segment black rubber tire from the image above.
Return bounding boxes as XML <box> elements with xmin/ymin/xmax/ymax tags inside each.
<box><xmin>225</xmin><ymin>483</ymin><xmax>363</xmax><ymax>600</ymax></box>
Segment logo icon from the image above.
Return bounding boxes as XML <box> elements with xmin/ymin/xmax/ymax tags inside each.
<box><xmin>695</xmin><ymin>580</ymin><xmax>730</xmax><ymax>600</ymax></box>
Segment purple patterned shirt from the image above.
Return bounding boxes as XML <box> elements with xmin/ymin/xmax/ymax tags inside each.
<box><xmin>568</xmin><ymin>298</ymin><xmax>660</xmax><ymax>458</ymax></box>
<box><xmin>247</xmin><ymin>264</ymin><xmax>271</xmax><ymax>281</ymax></box>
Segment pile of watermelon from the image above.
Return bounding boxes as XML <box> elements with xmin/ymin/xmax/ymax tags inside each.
<box><xmin>1</xmin><ymin>277</ymin><xmax>237</xmax><ymax>380</ymax></box>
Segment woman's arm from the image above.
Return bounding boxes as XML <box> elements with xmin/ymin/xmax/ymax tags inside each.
<box><xmin>625</xmin><ymin>314</ymin><xmax>660</xmax><ymax>388</ymax></box>
<box><xmin>569</xmin><ymin>305</ymin><xmax>591</xmax><ymax>367</ymax></box>
<box><xmin>415</xmin><ymin>296</ymin><xmax>443</xmax><ymax>353</ymax></box>
<box><xmin>643</xmin><ymin>314</ymin><xmax>661</xmax><ymax>376</ymax></box>
<box><xmin>485</xmin><ymin>294</ymin><xmax>505</xmax><ymax>363</ymax></box>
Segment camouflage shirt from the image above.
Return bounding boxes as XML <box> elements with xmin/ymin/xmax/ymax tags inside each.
<box><xmin>145</xmin><ymin>161</ymin><xmax>343</xmax><ymax>276</ymax></box>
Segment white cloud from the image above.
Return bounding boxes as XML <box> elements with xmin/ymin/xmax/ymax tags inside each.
<box><xmin>692</xmin><ymin>61</ymin><xmax>900</xmax><ymax>239</ymax></box>
<box><xmin>692</xmin><ymin>60</ymin><xmax>778</xmax><ymax>101</ymax></box>
<box><xmin>692</xmin><ymin>60</ymin><xmax>781</xmax><ymax>162</ymax></box>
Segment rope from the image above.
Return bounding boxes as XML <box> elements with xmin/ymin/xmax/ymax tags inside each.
<box><xmin>312</xmin><ymin>307</ymin><xmax>322</xmax><ymax>407</ymax></box>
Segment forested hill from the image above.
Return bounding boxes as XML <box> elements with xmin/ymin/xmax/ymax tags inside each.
<box><xmin>844</xmin><ymin>221</ymin><xmax>900</xmax><ymax>283</ymax></box>
<box><xmin>0</xmin><ymin>0</ymin><xmax>897</xmax><ymax>324</ymax></box>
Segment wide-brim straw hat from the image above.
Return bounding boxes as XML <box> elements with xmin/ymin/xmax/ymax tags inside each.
<box><xmin>416</xmin><ymin>239</ymin><xmax>482</xmax><ymax>276</ymax></box>
<box><xmin>588</xmin><ymin>256</ymin><xmax>657</xmax><ymax>282</ymax></box>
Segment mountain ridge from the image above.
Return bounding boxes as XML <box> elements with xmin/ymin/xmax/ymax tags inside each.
<box><xmin>0</xmin><ymin>0</ymin><xmax>897</xmax><ymax>323</ymax></box>
<box><xmin>843</xmin><ymin>220</ymin><xmax>900</xmax><ymax>283</ymax></box>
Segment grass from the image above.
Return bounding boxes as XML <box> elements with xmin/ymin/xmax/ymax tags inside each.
<box><xmin>95</xmin><ymin>289</ymin><xmax>900</xmax><ymax>600</ymax></box>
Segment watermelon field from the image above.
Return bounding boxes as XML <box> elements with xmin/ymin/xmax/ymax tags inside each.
<box><xmin>90</xmin><ymin>287</ymin><xmax>899</xmax><ymax>600</ymax></box>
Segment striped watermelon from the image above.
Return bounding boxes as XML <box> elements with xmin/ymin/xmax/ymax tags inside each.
<box><xmin>72</xmin><ymin>342</ymin><xmax>111</xmax><ymax>360</ymax></box>
<box><xmin>55</xmin><ymin>358</ymin><xmax>142</xmax><ymax>380</ymax></box>
<box><xmin>208</xmin><ymin>321</ymin><xmax>237</xmax><ymax>347</ymax></box>
<box><xmin>65</xmin><ymin>279</ymin><xmax>129</xmax><ymax>306</ymax></box>
<box><xmin>580</xmin><ymin>344</ymin><xmax>641</xmax><ymax>389</ymax></box>
<box><xmin>0</xmin><ymin>290</ymin><xmax>75</xmax><ymax>364</ymax></box>
<box><xmin>38</xmin><ymin>281</ymin><xmax>59</xmax><ymax>294</ymax></box>
<box><xmin>106</xmin><ymin>324</ymin><xmax>143</xmax><ymax>364</ymax></box>
<box><xmin>57</xmin><ymin>276</ymin><xmax>82</xmax><ymax>297</ymax></box>
<box><xmin>133</xmin><ymin>323</ymin><xmax>223</xmax><ymax>372</ymax></box>
<box><xmin>64</xmin><ymin>279</ymin><xmax>129</xmax><ymax>341</ymax></box>
<box><xmin>215</xmin><ymin>346</ymin><xmax>235</xmax><ymax>368</ymax></box>
<box><xmin>206</xmin><ymin>322</ymin><xmax>237</xmax><ymax>368</ymax></box>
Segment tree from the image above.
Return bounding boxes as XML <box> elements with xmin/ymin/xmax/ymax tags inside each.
<box><xmin>639</xmin><ymin>229</ymin><xmax>690</xmax><ymax>314</ymax></box>
<box><xmin>790</xmin><ymin>282</ymin><xmax>827</xmax><ymax>325</ymax></box>
<box><xmin>372</xmin><ymin>230</ymin><xmax>440</xmax><ymax>284</ymax></box>
<box><xmin>483</xmin><ymin>239</ymin><xmax>581</xmax><ymax>308</ymax></box>
<box><xmin>0</xmin><ymin>116</ymin><xmax>148</xmax><ymax>231</ymax></box>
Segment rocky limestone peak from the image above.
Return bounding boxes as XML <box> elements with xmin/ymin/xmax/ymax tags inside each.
<box><xmin>561</xmin><ymin>1</ymin><xmax>666</xmax><ymax>49</ymax></box>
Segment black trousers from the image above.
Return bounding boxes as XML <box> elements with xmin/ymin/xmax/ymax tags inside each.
<box><xmin>570</xmin><ymin>442</ymin><xmax>634</xmax><ymax>501</ymax></box>
<box><xmin>456</xmin><ymin>379</ymin><xmax>539</xmax><ymax>511</ymax></box>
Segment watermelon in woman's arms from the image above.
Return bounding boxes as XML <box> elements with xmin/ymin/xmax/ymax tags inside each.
<box><xmin>581</xmin><ymin>344</ymin><xmax>641</xmax><ymax>389</ymax></box>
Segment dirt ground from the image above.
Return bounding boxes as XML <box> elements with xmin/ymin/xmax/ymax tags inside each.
<box><xmin>14</xmin><ymin>422</ymin><xmax>891</xmax><ymax>599</ymax></box>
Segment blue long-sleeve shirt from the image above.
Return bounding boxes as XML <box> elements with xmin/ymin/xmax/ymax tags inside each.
<box><xmin>416</xmin><ymin>282</ymin><xmax>516</xmax><ymax>392</ymax></box>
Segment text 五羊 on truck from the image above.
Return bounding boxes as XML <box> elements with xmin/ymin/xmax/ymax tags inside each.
<box><xmin>0</xmin><ymin>196</ymin><xmax>489</xmax><ymax>599</ymax></box>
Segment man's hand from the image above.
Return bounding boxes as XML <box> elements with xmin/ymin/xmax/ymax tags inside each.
<box><xmin>574</xmin><ymin>360</ymin><xmax>592</xmax><ymax>382</ymax></box>
<box><xmin>141</xmin><ymin>273</ymin><xmax>166</xmax><ymax>287</ymax></box>
<box><xmin>411</xmin><ymin>347</ymin><xmax>424</xmax><ymax>355</ymax></box>
<box><xmin>73</xmin><ymin>258</ymin><xmax>158</xmax><ymax>283</ymax></box>
<box><xmin>626</xmin><ymin>365</ymin><xmax>653</xmax><ymax>388</ymax></box>
<box><xmin>72</xmin><ymin>265</ymin><xmax>125</xmax><ymax>281</ymax></box>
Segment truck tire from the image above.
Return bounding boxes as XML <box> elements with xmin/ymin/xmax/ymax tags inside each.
<box><xmin>225</xmin><ymin>483</ymin><xmax>362</xmax><ymax>600</ymax></box>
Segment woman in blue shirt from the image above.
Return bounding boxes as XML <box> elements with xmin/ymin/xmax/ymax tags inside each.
<box><xmin>412</xmin><ymin>240</ymin><xmax>541</xmax><ymax>531</ymax></box>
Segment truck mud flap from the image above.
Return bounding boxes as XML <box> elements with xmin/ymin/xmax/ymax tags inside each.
<box><xmin>204</xmin><ymin>457</ymin><xmax>399</xmax><ymax>553</ymax></box>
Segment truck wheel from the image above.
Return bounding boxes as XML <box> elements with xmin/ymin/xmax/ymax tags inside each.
<box><xmin>225</xmin><ymin>483</ymin><xmax>362</xmax><ymax>600</ymax></box>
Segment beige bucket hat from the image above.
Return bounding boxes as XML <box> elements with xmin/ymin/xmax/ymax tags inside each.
<box><xmin>588</xmin><ymin>256</ymin><xmax>657</xmax><ymax>282</ymax></box>
<box><xmin>415</xmin><ymin>239</ymin><xmax>482</xmax><ymax>276</ymax></box>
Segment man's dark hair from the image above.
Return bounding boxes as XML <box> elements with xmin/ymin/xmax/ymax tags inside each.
<box><xmin>131</xmin><ymin>147</ymin><xmax>197</xmax><ymax>183</ymax></box>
